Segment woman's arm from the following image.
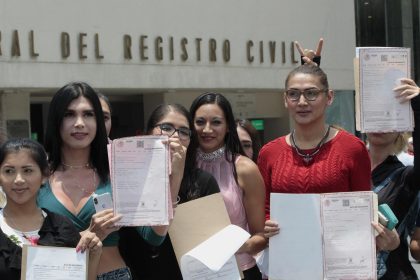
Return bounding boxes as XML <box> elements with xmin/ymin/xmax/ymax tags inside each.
<box><xmin>257</xmin><ymin>145</ymin><xmax>273</xmax><ymax>221</ymax></box>
<box><xmin>236</xmin><ymin>156</ymin><xmax>267</xmax><ymax>255</ymax></box>
<box><xmin>394</xmin><ymin>79</ymin><xmax>420</xmax><ymax>188</ymax></box>
<box><xmin>76</xmin><ymin>231</ymin><xmax>103</xmax><ymax>280</ymax></box>
<box><xmin>410</xmin><ymin>227</ymin><xmax>420</xmax><ymax>260</ymax></box>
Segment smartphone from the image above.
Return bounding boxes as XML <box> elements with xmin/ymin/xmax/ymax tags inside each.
<box><xmin>378</xmin><ymin>204</ymin><xmax>398</xmax><ymax>230</ymax></box>
<box><xmin>92</xmin><ymin>192</ymin><xmax>113</xmax><ymax>213</ymax></box>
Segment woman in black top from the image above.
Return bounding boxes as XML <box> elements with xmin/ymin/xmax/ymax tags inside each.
<box><xmin>119</xmin><ymin>104</ymin><xmax>219</xmax><ymax>280</ymax></box>
<box><xmin>0</xmin><ymin>138</ymin><xmax>102</xmax><ymax>280</ymax></box>
<box><xmin>367</xmin><ymin>78</ymin><xmax>420</xmax><ymax>280</ymax></box>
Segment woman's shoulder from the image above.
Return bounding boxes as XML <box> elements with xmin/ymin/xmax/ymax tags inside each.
<box><xmin>0</xmin><ymin>225</ymin><xmax>22</xmax><ymax>275</ymax></box>
<box><xmin>259</xmin><ymin>136</ymin><xmax>287</xmax><ymax>156</ymax></box>
<box><xmin>235</xmin><ymin>154</ymin><xmax>260</xmax><ymax>176</ymax></box>
<box><xmin>41</xmin><ymin>208</ymin><xmax>74</xmax><ymax>228</ymax></box>
<box><xmin>331</xmin><ymin>129</ymin><xmax>369</xmax><ymax>161</ymax></box>
<box><xmin>333</xmin><ymin>129</ymin><xmax>366</xmax><ymax>150</ymax></box>
<box><xmin>39</xmin><ymin>208</ymin><xmax>80</xmax><ymax>247</ymax></box>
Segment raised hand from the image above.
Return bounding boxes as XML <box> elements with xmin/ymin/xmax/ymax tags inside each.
<box><xmin>87</xmin><ymin>209</ymin><xmax>122</xmax><ymax>241</ymax></box>
<box><xmin>168</xmin><ymin>137</ymin><xmax>188</xmax><ymax>177</ymax></box>
<box><xmin>295</xmin><ymin>38</ymin><xmax>324</xmax><ymax>66</ymax></box>
<box><xmin>393</xmin><ymin>78</ymin><xmax>420</xmax><ymax>103</ymax></box>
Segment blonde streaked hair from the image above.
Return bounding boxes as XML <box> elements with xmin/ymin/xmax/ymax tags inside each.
<box><xmin>393</xmin><ymin>133</ymin><xmax>408</xmax><ymax>155</ymax></box>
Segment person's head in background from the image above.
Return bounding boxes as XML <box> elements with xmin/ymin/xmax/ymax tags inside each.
<box><xmin>236</xmin><ymin>119</ymin><xmax>261</xmax><ymax>162</ymax></box>
<box><xmin>0</xmin><ymin>138</ymin><xmax>49</xmax><ymax>209</ymax></box>
<box><xmin>146</xmin><ymin>103</ymin><xmax>193</xmax><ymax>143</ymax></box>
<box><xmin>146</xmin><ymin>103</ymin><xmax>196</xmax><ymax>170</ymax></box>
<box><xmin>190</xmin><ymin>92</ymin><xmax>245</xmax><ymax>156</ymax></box>
<box><xmin>146</xmin><ymin>103</ymin><xmax>203</xmax><ymax>200</ymax></box>
<box><xmin>97</xmin><ymin>92</ymin><xmax>112</xmax><ymax>137</ymax></box>
<box><xmin>367</xmin><ymin>132</ymin><xmax>407</xmax><ymax>156</ymax></box>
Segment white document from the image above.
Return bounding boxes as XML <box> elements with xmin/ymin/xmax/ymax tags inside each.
<box><xmin>110</xmin><ymin>135</ymin><xmax>170</xmax><ymax>226</ymax></box>
<box><xmin>357</xmin><ymin>47</ymin><xmax>413</xmax><ymax>132</ymax></box>
<box><xmin>321</xmin><ymin>193</ymin><xmax>377</xmax><ymax>279</ymax></box>
<box><xmin>269</xmin><ymin>192</ymin><xmax>377</xmax><ymax>280</ymax></box>
<box><xmin>22</xmin><ymin>245</ymin><xmax>88</xmax><ymax>280</ymax></box>
<box><xmin>180</xmin><ymin>224</ymin><xmax>250</xmax><ymax>280</ymax></box>
<box><xmin>269</xmin><ymin>194</ymin><xmax>324</xmax><ymax>280</ymax></box>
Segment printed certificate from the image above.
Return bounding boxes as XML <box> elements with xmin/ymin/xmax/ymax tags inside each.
<box><xmin>356</xmin><ymin>47</ymin><xmax>413</xmax><ymax>132</ymax></box>
<box><xmin>109</xmin><ymin>135</ymin><xmax>170</xmax><ymax>226</ymax></box>
<box><xmin>21</xmin><ymin>245</ymin><xmax>88</xmax><ymax>280</ymax></box>
<box><xmin>269</xmin><ymin>191</ymin><xmax>378</xmax><ymax>280</ymax></box>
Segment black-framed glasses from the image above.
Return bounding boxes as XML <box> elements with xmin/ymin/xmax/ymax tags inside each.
<box><xmin>285</xmin><ymin>88</ymin><xmax>325</xmax><ymax>101</ymax></box>
<box><xmin>155</xmin><ymin>123</ymin><xmax>191</xmax><ymax>140</ymax></box>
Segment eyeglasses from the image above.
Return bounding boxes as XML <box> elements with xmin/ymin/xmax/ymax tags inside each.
<box><xmin>155</xmin><ymin>123</ymin><xmax>191</xmax><ymax>140</ymax></box>
<box><xmin>285</xmin><ymin>88</ymin><xmax>325</xmax><ymax>101</ymax></box>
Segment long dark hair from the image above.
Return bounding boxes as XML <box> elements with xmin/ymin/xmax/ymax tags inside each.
<box><xmin>146</xmin><ymin>103</ymin><xmax>202</xmax><ymax>200</ymax></box>
<box><xmin>44</xmin><ymin>82</ymin><xmax>109</xmax><ymax>183</ymax></box>
<box><xmin>190</xmin><ymin>92</ymin><xmax>245</xmax><ymax>182</ymax></box>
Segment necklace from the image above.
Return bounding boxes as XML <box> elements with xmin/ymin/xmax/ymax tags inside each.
<box><xmin>197</xmin><ymin>146</ymin><xmax>225</xmax><ymax>162</ymax></box>
<box><xmin>58</xmin><ymin>168</ymin><xmax>97</xmax><ymax>195</ymax></box>
<box><xmin>290</xmin><ymin>125</ymin><xmax>331</xmax><ymax>165</ymax></box>
<box><xmin>61</xmin><ymin>162</ymin><xmax>90</xmax><ymax>169</ymax></box>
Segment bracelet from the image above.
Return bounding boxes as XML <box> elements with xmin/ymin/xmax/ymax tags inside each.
<box><xmin>172</xmin><ymin>196</ymin><xmax>181</xmax><ymax>208</ymax></box>
<box><xmin>300</xmin><ymin>55</ymin><xmax>321</xmax><ymax>66</ymax></box>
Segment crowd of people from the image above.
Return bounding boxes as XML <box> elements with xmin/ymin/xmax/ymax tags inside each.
<box><xmin>0</xmin><ymin>39</ymin><xmax>419</xmax><ymax>280</ymax></box>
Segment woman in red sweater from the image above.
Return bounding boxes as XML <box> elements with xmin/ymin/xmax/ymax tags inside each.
<box><xmin>258</xmin><ymin>65</ymin><xmax>371</xmax><ymax>220</ymax></box>
<box><xmin>259</xmin><ymin>63</ymin><xmax>399</xmax><ymax>252</ymax></box>
<box><xmin>258</xmin><ymin>50</ymin><xmax>402</xmax><ymax>280</ymax></box>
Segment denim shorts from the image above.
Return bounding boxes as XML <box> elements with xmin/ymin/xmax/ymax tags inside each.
<box><xmin>97</xmin><ymin>267</ymin><xmax>132</xmax><ymax>280</ymax></box>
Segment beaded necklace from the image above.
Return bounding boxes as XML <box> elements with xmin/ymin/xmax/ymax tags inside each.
<box><xmin>290</xmin><ymin>125</ymin><xmax>331</xmax><ymax>165</ymax></box>
<box><xmin>197</xmin><ymin>146</ymin><xmax>225</xmax><ymax>162</ymax></box>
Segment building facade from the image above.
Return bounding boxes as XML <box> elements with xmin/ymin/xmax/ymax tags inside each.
<box><xmin>0</xmin><ymin>0</ymin><xmax>357</xmax><ymax>143</ymax></box>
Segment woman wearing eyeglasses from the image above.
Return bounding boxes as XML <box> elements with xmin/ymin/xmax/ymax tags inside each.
<box><xmin>259</xmin><ymin>64</ymin><xmax>373</xmax><ymax>236</ymax></box>
<box><xmin>119</xmin><ymin>103</ymin><xmax>219</xmax><ymax>280</ymax></box>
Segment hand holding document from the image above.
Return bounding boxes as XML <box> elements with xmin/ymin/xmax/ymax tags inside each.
<box><xmin>108</xmin><ymin>135</ymin><xmax>170</xmax><ymax>226</ymax></box>
<box><xmin>354</xmin><ymin>47</ymin><xmax>413</xmax><ymax>132</ymax></box>
<box><xmin>21</xmin><ymin>245</ymin><xmax>88</xmax><ymax>280</ymax></box>
<box><xmin>180</xmin><ymin>225</ymin><xmax>250</xmax><ymax>280</ymax></box>
<box><xmin>269</xmin><ymin>191</ymin><xmax>378</xmax><ymax>280</ymax></box>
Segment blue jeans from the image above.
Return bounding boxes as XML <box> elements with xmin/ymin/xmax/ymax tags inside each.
<box><xmin>97</xmin><ymin>267</ymin><xmax>132</xmax><ymax>280</ymax></box>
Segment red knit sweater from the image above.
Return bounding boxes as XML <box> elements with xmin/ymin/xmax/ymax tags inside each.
<box><xmin>258</xmin><ymin>130</ymin><xmax>372</xmax><ymax>219</ymax></box>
